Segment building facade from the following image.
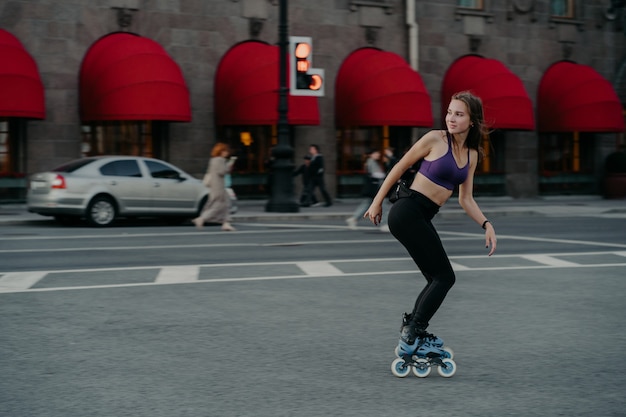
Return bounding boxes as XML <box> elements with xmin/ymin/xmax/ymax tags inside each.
<box><xmin>1</xmin><ymin>0</ymin><xmax>625</xmax><ymax>202</ymax></box>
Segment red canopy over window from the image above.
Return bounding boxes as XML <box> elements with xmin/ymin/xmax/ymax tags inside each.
<box><xmin>538</xmin><ymin>61</ymin><xmax>624</xmax><ymax>132</ymax></box>
<box><xmin>0</xmin><ymin>29</ymin><xmax>45</xmax><ymax>119</ymax></box>
<box><xmin>214</xmin><ymin>41</ymin><xmax>319</xmax><ymax>126</ymax></box>
<box><xmin>80</xmin><ymin>32</ymin><xmax>190</xmax><ymax>122</ymax></box>
<box><xmin>335</xmin><ymin>47</ymin><xmax>432</xmax><ymax>127</ymax></box>
<box><xmin>442</xmin><ymin>55</ymin><xmax>534</xmax><ymax>130</ymax></box>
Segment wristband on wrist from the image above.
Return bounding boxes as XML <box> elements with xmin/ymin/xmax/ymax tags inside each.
<box><xmin>481</xmin><ymin>220</ymin><xmax>490</xmax><ymax>230</ymax></box>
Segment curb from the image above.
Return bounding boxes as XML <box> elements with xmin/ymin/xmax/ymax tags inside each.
<box><xmin>1</xmin><ymin>196</ymin><xmax>624</xmax><ymax>225</ymax></box>
<box><xmin>0</xmin><ymin>207</ymin><xmax>553</xmax><ymax>225</ymax></box>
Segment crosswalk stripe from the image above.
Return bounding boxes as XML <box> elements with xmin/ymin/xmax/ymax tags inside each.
<box><xmin>520</xmin><ymin>254</ymin><xmax>580</xmax><ymax>267</ymax></box>
<box><xmin>450</xmin><ymin>262</ymin><xmax>471</xmax><ymax>271</ymax></box>
<box><xmin>296</xmin><ymin>261</ymin><xmax>343</xmax><ymax>276</ymax></box>
<box><xmin>1</xmin><ymin>252</ymin><xmax>625</xmax><ymax>294</ymax></box>
<box><xmin>0</xmin><ymin>271</ymin><xmax>47</xmax><ymax>292</ymax></box>
<box><xmin>155</xmin><ymin>266</ymin><xmax>199</xmax><ymax>284</ymax></box>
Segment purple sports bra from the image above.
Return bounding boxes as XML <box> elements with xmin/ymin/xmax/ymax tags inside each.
<box><xmin>417</xmin><ymin>132</ymin><xmax>470</xmax><ymax>190</ymax></box>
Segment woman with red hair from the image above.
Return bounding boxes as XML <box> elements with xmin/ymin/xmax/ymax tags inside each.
<box><xmin>193</xmin><ymin>142</ymin><xmax>236</xmax><ymax>231</ymax></box>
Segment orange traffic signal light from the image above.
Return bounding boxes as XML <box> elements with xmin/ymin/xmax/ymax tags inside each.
<box><xmin>309</xmin><ymin>74</ymin><xmax>323</xmax><ymax>90</ymax></box>
<box><xmin>295</xmin><ymin>42</ymin><xmax>312</xmax><ymax>72</ymax></box>
<box><xmin>289</xmin><ymin>36</ymin><xmax>324</xmax><ymax>97</ymax></box>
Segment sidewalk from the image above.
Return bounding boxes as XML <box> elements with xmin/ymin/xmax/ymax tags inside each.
<box><xmin>2</xmin><ymin>195</ymin><xmax>624</xmax><ymax>225</ymax></box>
<box><xmin>229</xmin><ymin>195</ymin><xmax>626</xmax><ymax>221</ymax></box>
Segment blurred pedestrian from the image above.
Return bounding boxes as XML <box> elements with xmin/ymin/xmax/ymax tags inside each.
<box><xmin>346</xmin><ymin>149</ymin><xmax>390</xmax><ymax>231</ymax></box>
<box><xmin>193</xmin><ymin>142</ymin><xmax>237</xmax><ymax>231</ymax></box>
<box><xmin>308</xmin><ymin>144</ymin><xmax>332</xmax><ymax>207</ymax></box>
<box><xmin>293</xmin><ymin>154</ymin><xmax>317</xmax><ymax>207</ymax></box>
<box><xmin>264</xmin><ymin>146</ymin><xmax>275</xmax><ymax>195</ymax></box>
<box><xmin>383</xmin><ymin>146</ymin><xmax>398</xmax><ymax>172</ymax></box>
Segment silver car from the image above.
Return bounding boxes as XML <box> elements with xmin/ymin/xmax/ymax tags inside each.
<box><xmin>27</xmin><ymin>156</ymin><xmax>234</xmax><ymax>227</ymax></box>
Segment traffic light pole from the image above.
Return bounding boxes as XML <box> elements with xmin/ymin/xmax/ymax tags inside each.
<box><xmin>266</xmin><ymin>0</ymin><xmax>299</xmax><ymax>213</ymax></box>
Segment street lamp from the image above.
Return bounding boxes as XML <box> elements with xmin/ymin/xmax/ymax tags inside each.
<box><xmin>265</xmin><ymin>0</ymin><xmax>299</xmax><ymax>212</ymax></box>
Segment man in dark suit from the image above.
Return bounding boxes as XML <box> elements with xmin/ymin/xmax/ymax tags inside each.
<box><xmin>293</xmin><ymin>154</ymin><xmax>317</xmax><ymax>207</ymax></box>
<box><xmin>308</xmin><ymin>144</ymin><xmax>332</xmax><ymax>207</ymax></box>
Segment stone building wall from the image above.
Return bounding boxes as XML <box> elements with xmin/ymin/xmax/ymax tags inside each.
<box><xmin>1</xmin><ymin>0</ymin><xmax>623</xmax><ymax>197</ymax></box>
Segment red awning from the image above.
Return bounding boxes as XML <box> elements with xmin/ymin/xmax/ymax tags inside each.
<box><xmin>441</xmin><ymin>55</ymin><xmax>534</xmax><ymax>130</ymax></box>
<box><xmin>335</xmin><ymin>47</ymin><xmax>432</xmax><ymax>127</ymax></box>
<box><xmin>0</xmin><ymin>29</ymin><xmax>45</xmax><ymax>119</ymax></box>
<box><xmin>80</xmin><ymin>32</ymin><xmax>190</xmax><ymax>122</ymax></box>
<box><xmin>538</xmin><ymin>61</ymin><xmax>624</xmax><ymax>133</ymax></box>
<box><xmin>214</xmin><ymin>41</ymin><xmax>319</xmax><ymax>126</ymax></box>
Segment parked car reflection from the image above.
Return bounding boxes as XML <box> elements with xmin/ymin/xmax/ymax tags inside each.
<box><xmin>27</xmin><ymin>156</ymin><xmax>237</xmax><ymax>226</ymax></box>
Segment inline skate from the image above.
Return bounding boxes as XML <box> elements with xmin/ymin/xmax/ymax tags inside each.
<box><xmin>394</xmin><ymin>313</ymin><xmax>454</xmax><ymax>359</ymax></box>
<box><xmin>391</xmin><ymin>318</ymin><xmax>457</xmax><ymax>378</ymax></box>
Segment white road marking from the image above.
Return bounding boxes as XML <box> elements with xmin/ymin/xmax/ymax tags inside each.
<box><xmin>449</xmin><ymin>262</ymin><xmax>471</xmax><ymax>271</ymax></box>
<box><xmin>155</xmin><ymin>266</ymin><xmax>199</xmax><ymax>284</ymax></box>
<box><xmin>1</xmin><ymin>261</ymin><xmax>625</xmax><ymax>294</ymax></box>
<box><xmin>1</xmin><ymin>229</ymin><xmax>624</xmax><ymax>255</ymax></box>
<box><xmin>0</xmin><ymin>271</ymin><xmax>48</xmax><ymax>292</ymax></box>
<box><xmin>296</xmin><ymin>261</ymin><xmax>343</xmax><ymax>276</ymax></box>
<box><xmin>520</xmin><ymin>254</ymin><xmax>580</xmax><ymax>267</ymax></box>
<box><xmin>0</xmin><ymin>251</ymin><xmax>625</xmax><ymax>294</ymax></box>
<box><xmin>0</xmin><ymin>227</ymin><xmax>344</xmax><ymax>242</ymax></box>
<box><xmin>0</xmin><ymin>243</ymin><xmax>260</xmax><ymax>253</ymax></box>
<box><xmin>441</xmin><ymin>231</ymin><xmax>626</xmax><ymax>249</ymax></box>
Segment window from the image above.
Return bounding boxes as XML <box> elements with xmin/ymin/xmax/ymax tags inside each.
<box><xmin>455</xmin><ymin>0</ymin><xmax>492</xmax><ymax>22</ymax></box>
<box><xmin>145</xmin><ymin>160</ymin><xmax>180</xmax><ymax>179</ymax></box>
<box><xmin>539</xmin><ymin>133</ymin><xmax>593</xmax><ymax>174</ymax></box>
<box><xmin>81</xmin><ymin>121</ymin><xmax>157</xmax><ymax>158</ymax></box>
<box><xmin>236</xmin><ymin>126</ymin><xmax>277</xmax><ymax>173</ymax></box>
<box><xmin>551</xmin><ymin>0</ymin><xmax>574</xmax><ymax>18</ymax></box>
<box><xmin>216</xmin><ymin>125</ymin><xmax>280</xmax><ymax>197</ymax></box>
<box><xmin>476</xmin><ymin>131</ymin><xmax>505</xmax><ymax>175</ymax></box>
<box><xmin>337</xmin><ymin>126</ymin><xmax>413</xmax><ymax>174</ymax></box>
<box><xmin>100</xmin><ymin>160</ymin><xmax>142</xmax><ymax>177</ymax></box>
<box><xmin>458</xmin><ymin>0</ymin><xmax>483</xmax><ymax>9</ymax></box>
<box><xmin>472</xmin><ymin>131</ymin><xmax>506</xmax><ymax>195</ymax></box>
<box><xmin>0</xmin><ymin>119</ymin><xmax>27</xmax><ymax>202</ymax></box>
<box><xmin>0</xmin><ymin>119</ymin><xmax>29</xmax><ymax>177</ymax></box>
<box><xmin>54</xmin><ymin>158</ymin><xmax>97</xmax><ymax>173</ymax></box>
<box><xmin>0</xmin><ymin>120</ymin><xmax>9</xmax><ymax>174</ymax></box>
<box><xmin>336</xmin><ymin>126</ymin><xmax>414</xmax><ymax>196</ymax></box>
<box><xmin>539</xmin><ymin>132</ymin><xmax>596</xmax><ymax>194</ymax></box>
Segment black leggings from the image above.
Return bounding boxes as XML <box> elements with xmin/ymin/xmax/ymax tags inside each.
<box><xmin>388</xmin><ymin>192</ymin><xmax>456</xmax><ymax>328</ymax></box>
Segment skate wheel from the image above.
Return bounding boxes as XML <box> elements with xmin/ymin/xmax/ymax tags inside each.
<box><xmin>391</xmin><ymin>358</ymin><xmax>411</xmax><ymax>378</ymax></box>
<box><xmin>411</xmin><ymin>358</ymin><xmax>431</xmax><ymax>378</ymax></box>
<box><xmin>394</xmin><ymin>345</ymin><xmax>401</xmax><ymax>358</ymax></box>
<box><xmin>437</xmin><ymin>358</ymin><xmax>457</xmax><ymax>378</ymax></box>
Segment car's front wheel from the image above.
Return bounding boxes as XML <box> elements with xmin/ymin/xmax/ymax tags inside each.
<box><xmin>86</xmin><ymin>196</ymin><xmax>117</xmax><ymax>227</ymax></box>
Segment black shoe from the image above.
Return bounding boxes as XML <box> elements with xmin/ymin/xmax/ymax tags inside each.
<box><xmin>400</xmin><ymin>316</ymin><xmax>431</xmax><ymax>345</ymax></box>
<box><xmin>324</xmin><ymin>203</ymin><xmax>332</xmax><ymax>207</ymax></box>
<box><xmin>400</xmin><ymin>312</ymin><xmax>412</xmax><ymax>332</ymax></box>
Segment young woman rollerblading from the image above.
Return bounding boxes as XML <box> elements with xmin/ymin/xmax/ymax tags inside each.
<box><xmin>365</xmin><ymin>91</ymin><xmax>497</xmax><ymax>378</ymax></box>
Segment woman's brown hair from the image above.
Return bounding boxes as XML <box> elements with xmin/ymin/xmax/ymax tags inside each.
<box><xmin>451</xmin><ymin>91</ymin><xmax>489</xmax><ymax>160</ymax></box>
<box><xmin>211</xmin><ymin>142</ymin><xmax>230</xmax><ymax>157</ymax></box>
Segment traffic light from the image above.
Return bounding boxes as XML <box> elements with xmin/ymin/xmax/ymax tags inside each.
<box><xmin>289</xmin><ymin>36</ymin><xmax>325</xmax><ymax>96</ymax></box>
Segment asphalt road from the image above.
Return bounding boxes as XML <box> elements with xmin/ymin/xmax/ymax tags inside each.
<box><xmin>1</xmin><ymin>214</ymin><xmax>625</xmax><ymax>417</ymax></box>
